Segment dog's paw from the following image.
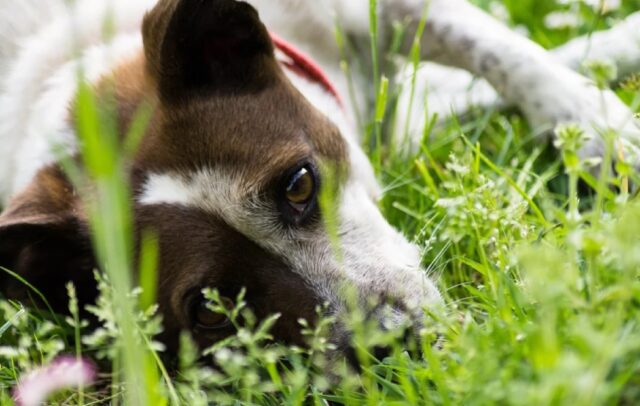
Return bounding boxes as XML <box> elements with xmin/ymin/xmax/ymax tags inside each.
<box><xmin>566</xmin><ymin>89</ymin><xmax>640</xmax><ymax>167</ymax></box>
<box><xmin>520</xmin><ymin>65</ymin><xmax>640</xmax><ymax>165</ymax></box>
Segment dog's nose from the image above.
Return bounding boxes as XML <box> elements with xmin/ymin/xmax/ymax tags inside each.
<box><xmin>325</xmin><ymin>291</ymin><xmax>435</xmax><ymax>370</ymax></box>
<box><xmin>337</xmin><ymin>319</ymin><xmax>417</xmax><ymax>371</ymax></box>
<box><xmin>343</xmin><ymin>344</ymin><xmax>394</xmax><ymax>372</ymax></box>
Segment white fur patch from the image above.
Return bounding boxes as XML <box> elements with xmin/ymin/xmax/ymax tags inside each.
<box><xmin>140</xmin><ymin>174</ymin><xmax>194</xmax><ymax>207</ymax></box>
<box><xmin>554</xmin><ymin>11</ymin><xmax>640</xmax><ymax>79</ymax></box>
<box><xmin>0</xmin><ymin>0</ymin><xmax>154</xmax><ymax>204</ymax></box>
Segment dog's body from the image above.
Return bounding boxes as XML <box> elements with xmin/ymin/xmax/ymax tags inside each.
<box><xmin>1</xmin><ymin>0</ymin><xmax>639</xmax><ymax>355</ymax></box>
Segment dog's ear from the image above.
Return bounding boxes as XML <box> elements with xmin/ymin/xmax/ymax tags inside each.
<box><xmin>143</xmin><ymin>0</ymin><xmax>279</xmax><ymax>101</ymax></box>
<box><xmin>0</xmin><ymin>167</ymin><xmax>96</xmax><ymax>312</ymax></box>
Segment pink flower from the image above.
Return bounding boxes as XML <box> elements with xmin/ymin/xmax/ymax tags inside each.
<box><xmin>13</xmin><ymin>356</ymin><xmax>96</xmax><ymax>406</ymax></box>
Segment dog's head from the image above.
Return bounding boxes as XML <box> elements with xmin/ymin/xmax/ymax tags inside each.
<box><xmin>0</xmin><ymin>0</ymin><xmax>441</xmax><ymax>357</ymax></box>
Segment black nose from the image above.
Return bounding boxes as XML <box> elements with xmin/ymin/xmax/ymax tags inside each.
<box><xmin>341</xmin><ymin>326</ymin><xmax>416</xmax><ymax>372</ymax></box>
<box><xmin>343</xmin><ymin>344</ymin><xmax>392</xmax><ymax>372</ymax></box>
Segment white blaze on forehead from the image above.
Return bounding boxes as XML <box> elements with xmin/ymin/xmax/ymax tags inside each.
<box><xmin>140</xmin><ymin>173</ymin><xmax>202</xmax><ymax>207</ymax></box>
<box><xmin>139</xmin><ymin>168</ymin><xmax>257</xmax><ymax>236</ymax></box>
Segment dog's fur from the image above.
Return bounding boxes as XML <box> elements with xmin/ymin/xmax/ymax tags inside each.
<box><xmin>0</xmin><ymin>0</ymin><xmax>639</xmax><ymax>355</ymax></box>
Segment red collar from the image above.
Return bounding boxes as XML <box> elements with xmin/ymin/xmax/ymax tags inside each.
<box><xmin>270</xmin><ymin>33</ymin><xmax>344</xmax><ymax>108</ymax></box>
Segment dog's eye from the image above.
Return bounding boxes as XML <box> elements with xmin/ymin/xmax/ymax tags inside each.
<box><xmin>285</xmin><ymin>166</ymin><xmax>316</xmax><ymax>212</ymax></box>
<box><xmin>278</xmin><ymin>164</ymin><xmax>319</xmax><ymax>225</ymax></box>
<box><xmin>192</xmin><ymin>297</ymin><xmax>233</xmax><ymax>330</ymax></box>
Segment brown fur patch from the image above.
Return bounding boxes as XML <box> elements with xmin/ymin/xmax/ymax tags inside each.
<box><xmin>0</xmin><ymin>166</ymin><xmax>96</xmax><ymax>311</ymax></box>
<box><xmin>135</xmin><ymin>204</ymin><xmax>320</xmax><ymax>352</ymax></box>
<box><xmin>0</xmin><ymin>165</ymin><xmax>81</xmax><ymax>225</ymax></box>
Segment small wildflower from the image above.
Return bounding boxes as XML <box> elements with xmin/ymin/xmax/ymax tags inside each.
<box><xmin>584</xmin><ymin>0</ymin><xmax>621</xmax><ymax>12</ymax></box>
<box><xmin>620</xmin><ymin>74</ymin><xmax>640</xmax><ymax>93</ymax></box>
<box><xmin>13</xmin><ymin>356</ymin><xmax>96</xmax><ymax>406</ymax></box>
<box><xmin>489</xmin><ymin>2</ymin><xmax>509</xmax><ymax>22</ymax></box>
<box><xmin>583</xmin><ymin>59</ymin><xmax>618</xmax><ymax>89</ymax></box>
<box><xmin>556</xmin><ymin>0</ymin><xmax>621</xmax><ymax>12</ymax></box>
<box><xmin>544</xmin><ymin>11</ymin><xmax>580</xmax><ymax>29</ymax></box>
<box><xmin>554</xmin><ymin>123</ymin><xmax>590</xmax><ymax>153</ymax></box>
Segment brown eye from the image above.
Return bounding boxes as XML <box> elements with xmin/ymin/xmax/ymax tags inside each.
<box><xmin>193</xmin><ymin>297</ymin><xmax>233</xmax><ymax>330</ymax></box>
<box><xmin>285</xmin><ymin>166</ymin><xmax>316</xmax><ymax>210</ymax></box>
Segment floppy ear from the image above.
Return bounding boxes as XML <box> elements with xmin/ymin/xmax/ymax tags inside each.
<box><xmin>0</xmin><ymin>167</ymin><xmax>97</xmax><ymax>312</ymax></box>
<box><xmin>142</xmin><ymin>0</ymin><xmax>279</xmax><ymax>101</ymax></box>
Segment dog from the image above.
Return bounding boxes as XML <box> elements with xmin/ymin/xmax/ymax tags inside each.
<box><xmin>0</xmin><ymin>0</ymin><xmax>638</xmax><ymax>357</ymax></box>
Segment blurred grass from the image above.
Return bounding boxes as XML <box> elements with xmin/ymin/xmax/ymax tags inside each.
<box><xmin>1</xmin><ymin>0</ymin><xmax>640</xmax><ymax>405</ymax></box>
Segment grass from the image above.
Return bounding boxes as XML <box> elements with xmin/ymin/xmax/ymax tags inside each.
<box><xmin>2</xmin><ymin>0</ymin><xmax>640</xmax><ymax>404</ymax></box>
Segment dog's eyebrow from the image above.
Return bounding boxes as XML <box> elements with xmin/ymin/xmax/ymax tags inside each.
<box><xmin>224</xmin><ymin>148</ymin><xmax>317</xmax><ymax>190</ymax></box>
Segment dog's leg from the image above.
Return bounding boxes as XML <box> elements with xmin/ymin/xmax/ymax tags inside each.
<box><xmin>392</xmin><ymin>62</ymin><xmax>499</xmax><ymax>149</ymax></box>
<box><xmin>553</xmin><ymin>11</ymin><xmax>640</xmax><ymax>80</ymax></box>
<box><xmin>383</xmin><ymin>0</ymin><xmax>640</xmax><ymax>161</ymax></box>
<box><xmin>397</xmin><ymin>10</ymin><xmax>640</xmax><ymax>145</ymax></box>
<box><xmin>423</xmin><ymin>9</ymin><xmax>640</xmax><ymax>117</ymax></box>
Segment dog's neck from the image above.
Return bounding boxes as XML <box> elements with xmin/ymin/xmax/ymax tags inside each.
<box><xmin>272</xmin><ymin>33</ymin><xmax>344</xmax><ymax>108</ymax></box>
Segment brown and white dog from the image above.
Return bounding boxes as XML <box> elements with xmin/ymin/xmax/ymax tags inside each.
<box><xmin>0</xmin><ymin>0</ymin><xmax>638</xmax><ymax>356</ymax></box>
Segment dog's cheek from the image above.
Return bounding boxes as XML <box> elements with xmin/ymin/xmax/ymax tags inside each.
<box><xmin>242</xmin><ymin>265</ymin><xmax>321</xmax><ymax>347</ymax></box>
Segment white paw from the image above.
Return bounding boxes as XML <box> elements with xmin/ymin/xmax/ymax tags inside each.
<box><xmin>558</xmin><ymin>85</ymin><xmax>640</xmax><ymax>166</ymax></box>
